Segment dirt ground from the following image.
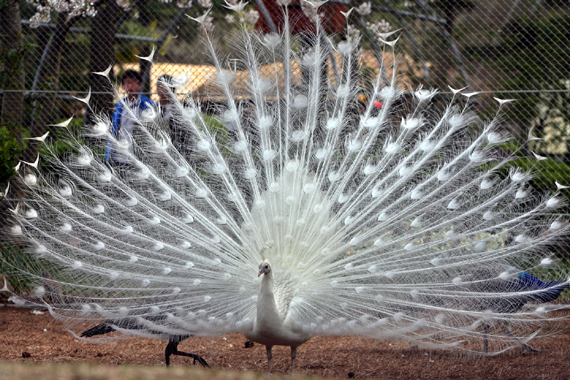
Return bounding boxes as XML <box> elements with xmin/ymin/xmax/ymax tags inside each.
<box><xmin>2</xmin><ymin>305</ymin><xmax>570</xmax><ymax>380</ymax></box>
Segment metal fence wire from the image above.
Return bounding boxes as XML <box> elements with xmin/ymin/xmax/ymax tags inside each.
<box><xmin>2</xmin><ymin>0</ymin><xmax>570</xmax><ymax>193</ymax></box>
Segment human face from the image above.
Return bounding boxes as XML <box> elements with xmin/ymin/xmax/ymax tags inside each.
<box><xmin>157</xmin><ymin>83</ymin><xmax>170</xmax><ymax>105</ymax></box>
<box><xmin>123</xmin><ymin>77</ymin><xmax>142</xmax><ymax>100</ymax></box>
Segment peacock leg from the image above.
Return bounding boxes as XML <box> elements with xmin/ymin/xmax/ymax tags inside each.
<box><xmin>483</xmin><ymin>324</ymin><xmax>488</xmax><ymax>353</ymax></box>
<box><xmin>503</xmin><ymin>325</ymin><xmax>541</xmax><ymax>353</ymax></box>
<box><xmin>265</xmin><ymin>345</ymin><xmax>273</xmax><ymax>373</ymax></box>
<box><xmin>164</xmin><ymin>340</ymin><xmax>210</xmax><ymax>367</ymax></box>
<box><xmin>290</xmin><ymin>346</ymin><xmax>297</xmax><ymax>374</ymax></box>
<box><xmin>165</xmin><ymin>340</ymin><xmax>175</xmax><ymax>366</ymax></box>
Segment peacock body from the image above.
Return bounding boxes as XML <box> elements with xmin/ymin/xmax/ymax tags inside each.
<box><xmin>5</xmin><ymin>4</ymin><xmax>570</xmax><ymax>369</ymax></box>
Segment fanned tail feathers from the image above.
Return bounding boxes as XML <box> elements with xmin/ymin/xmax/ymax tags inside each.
<box><xmin>5</xmin><ymin>12</ymin><xmax>569</xmax><ymax>354</ymax></box>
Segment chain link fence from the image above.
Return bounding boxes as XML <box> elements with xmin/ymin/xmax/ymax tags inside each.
<box><xmin>1</xmin><ymin>0</ymin><xmax>570</xmax><ymax>193</ymax></box>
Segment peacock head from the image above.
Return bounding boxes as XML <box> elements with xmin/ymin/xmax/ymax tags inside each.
<box><xmin>258</xmin><ymin>260</ymin><xmax>271</xmax><ymax>277</ymax></box>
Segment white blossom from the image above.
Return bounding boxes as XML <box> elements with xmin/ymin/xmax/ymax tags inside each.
<box><xmin>200</xmin><ymin>15</ymin><xmax>214</xmax><ymax>32</ymax></box>
<box><xmin>177</xmin><ymin>0</ymin><xmax>192</xmax><ymax>7</ymax></box>
<box><xmin>197</xmin><ymin>0</ymin><xmax>212</xmax><ymax>7</ymax></box>
<box><xmin>116</xmin><ymin>0</ymin><xmax>131</xmax><ymax>11</ymax></box>
<box><xmin>244</xmin><ymin>9</ymin><xmax>259</xmax><ymax>25</ymax></box>
<box><xmin>28</xmin><ymin>0</ymin><xmax>103</xmax><ymax>26</ymax></box>
<box><xmin>85</xmin><ymin>5</ymin><xmax>96</xmax><ymax>16</ymax></box>
<box><xmin>29</xmin><ymin>9</ymin><xmax>50</xmax><ymax>28</ymax></box>
<box><xmin>346</xmin><ymin>24</ymin><xmax>361</xmax><ymax>44</ymax></box>
<box><xmin>355</xmin><ymin>2</ymin><xmax>371</xmax><ymax>15</ymax></box>
<box><xmin>367</xmin><ymin>19</ymin><xmax>392</xmax><ymax>42</ymax></box>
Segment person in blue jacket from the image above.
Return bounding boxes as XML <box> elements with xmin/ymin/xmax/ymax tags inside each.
<box><xmin>105</xmin><ymin>70</ymin><xmax>154</xmax><ymax>166</ymax></box>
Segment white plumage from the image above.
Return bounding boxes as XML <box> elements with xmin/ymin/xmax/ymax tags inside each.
<box><xmin>244</xmin><ymin>260</ymin><xmax>311</xmax><ymax>371</ymax></box>
<box><xmin>6</xmin><ymin>4</ymin><xmax>570</xmax><ymax>372</ymax></box>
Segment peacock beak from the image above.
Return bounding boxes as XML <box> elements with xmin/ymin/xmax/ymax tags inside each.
<box><xmin>258</xmin><ymin>269</ymin><xmax>263</xmax><ymax>277</ymax></box>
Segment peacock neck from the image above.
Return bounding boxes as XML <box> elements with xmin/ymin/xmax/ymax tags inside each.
<box><xmin>260</xmin><ymin>271</ymin><xmax>274</xmax><ymax>297</ymax></box>
<box><xmin>257</xmin><ymin>271</ymin><xmax>283</xmax><ymax>324</ymax></box>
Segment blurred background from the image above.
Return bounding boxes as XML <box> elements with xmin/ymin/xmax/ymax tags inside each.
<box><xmin>1</xmin><ymin>0</ymin><xmax>570</xmax><ymax>202</ymax></box>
